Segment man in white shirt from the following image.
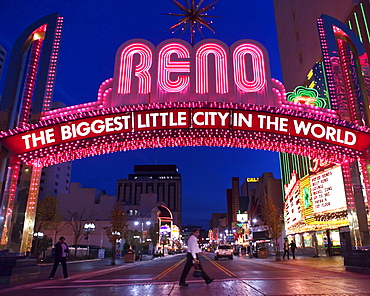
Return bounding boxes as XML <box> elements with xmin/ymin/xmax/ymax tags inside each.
<box><xmin>179</xmin><ymin>229</ymin><xmax>214</xmax><ymax>286</ymax></box>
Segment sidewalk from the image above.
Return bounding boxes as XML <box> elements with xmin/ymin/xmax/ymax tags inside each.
<box><xmin>236</xmin><ymin>253</ymin><xmax>370</xmax><ymax>275</ymax></box>
<box><xmin>1</xmin><ymin>254</ymin><xmax>370</xmax><ymax>296</ymax></box>
<box><xmin>0</xmin><ymin>254</ymin><xmax>155</xmax><ymax>289</ymax></box>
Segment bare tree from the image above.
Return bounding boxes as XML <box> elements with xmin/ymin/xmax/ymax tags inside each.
<box><xmin>261</xmin><ymin>195</ymin><xmax>283</xmax><ymax>261</ymax></box>
<box><xmin>35</xmin><ymin>196</ymin><xmax>68</xmax><ymax>244</ymax></box>
<box><xmin>66</xmin><ymin>209</ymin><xmax>96</xmax><ymax>257</ymax></box>
<box><xmin>34</xmin><ymin>196</ymin><xmax>65</xmax><ymax>257</ymax></box>
<box><xmin>106</xmin><ymin>202</ymin><xmax>128</xmax><ymax>265</ymax></box>
<box><xmin>148</xmin><ymin>223</ymin><xmax>159</xmax><ymax>256</ymax></box>
<box><xmin>35</xmin><ymin>196</ymin><xmax>61</xmax><ymax>233</ymax></box>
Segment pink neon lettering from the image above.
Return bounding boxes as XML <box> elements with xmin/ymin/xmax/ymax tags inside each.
<box><xmin>158</xmin><ymin>43</ymin><xmax>190</xmax><ymax>92</ymax></box>
<box><xmin>233</xmin><ymin>43</ymin><xmax>266</xmax><ymax>92</ymax></box>
<box><xmin>118</xmin><ymin>43</ymin><xmax>152</xmax><ymax>94</ymax></box>
<box><xmin>195</xmin><ymin>43</ymin><xmax>229</xmax><ymax>94</ymax></box>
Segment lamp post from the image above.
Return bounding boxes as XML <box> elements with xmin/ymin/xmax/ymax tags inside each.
<box><xmin>84</xmin><ymin>222</ymin><xmax>96</xmax><ymax>257</ymax></box>
<box><xmin>33</xmin><ymin>232</ymin><xmax>44</xmax><ymax>259</ymax></box>
<box><xmin>111</xmin><ymin>231</ymin><xmax>121</xmax><ymax>265</ymax></box>
<box><xmin>134</xmin><ymin>220</ymin><xmax>151</xmax><ymax>243</ymax></box>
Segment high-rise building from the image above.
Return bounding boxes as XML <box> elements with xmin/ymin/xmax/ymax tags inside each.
<box><xmin>38</xmin><ymin>162</ymin><xmax>72</xmax><ymax>200</ymax></box>
<box><xmin>0</xmin><ymin>44</ymin><xmax>6</xmax><ymax>82</ymax></box>
<box><xmin>273</xmin><ymin>0</ymin><xmax>358</xmax><ymax>92</ymax></box>
<box><xmin>240</xmin><ymin>177</ymin><xmax>259</xmax><ymax>213</ymax></box>
<box><xmin>117</xmin><ymin>165</ymin><xmax>182</xmax><ymax>226</ymax></box>
<box><xmin>38</xmin><ymin>102</ymin><xmax>72</xmax><ymax>200</ymax></box>
<box><xmin>226</xmin><ymin>188</ymin><xmax>233</xmax><ymax>230</ymax></box>
<box><xmin>248</xmin><ymin>172</ymin><xmax>283</xmax><ymax>241</ymax></box>
<box><xmin>209</xmin><ymin>213</ymin><xmax>228</xmax><ymax>230</ymax></box>
<box><xmin>226</xmin><ymin>177</ymin><xmax>241</xmax><ymax>229</ymax></box>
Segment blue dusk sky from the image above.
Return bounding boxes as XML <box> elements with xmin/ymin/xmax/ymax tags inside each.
<box><xmin>0</xmin><ymin>0</ymin><xmax>282</xmax><ymax>229</ymax></box>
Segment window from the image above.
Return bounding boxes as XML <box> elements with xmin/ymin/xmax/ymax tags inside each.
<box><xmin>55</xmin><ymin>182</ymin><xmax>58</xmax><ymax>186</ymax></box>
<box><xmin>56</xmin><ymin>174</ymin><xmax>59</xmax><ymax>179</ymax></box>
<box><xmin>54</xmin><ymin>189</ymin><xmax>57</xmax><ymax>193</ymax></box>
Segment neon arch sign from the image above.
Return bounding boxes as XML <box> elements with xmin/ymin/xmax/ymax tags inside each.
<box><xmin>1</xmin><ymin>39</ymin><xmax>370</xmax><ymax>167</ymax></box>
<box><xmin>1</xmin><ymin>35</ymin><xmax>370</xmax><ymax>255</ymax></box>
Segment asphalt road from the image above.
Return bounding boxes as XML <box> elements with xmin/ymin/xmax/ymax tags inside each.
<box><xmin>1</xmin><ymin>253</ymin><xmax>370</xmax><ymax>296</ymax></box>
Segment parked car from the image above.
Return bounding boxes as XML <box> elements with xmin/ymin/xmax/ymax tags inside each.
<box><xmin>214</xmin><ymin>244</ymin><xmax>233</xmax><ymax>260</ymax></box>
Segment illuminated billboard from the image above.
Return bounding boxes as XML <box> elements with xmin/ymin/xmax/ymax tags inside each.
<box><xmin>310</xmin><ymin>165</ymin><xmax>347</xmax><ymax>213</ymax></box>
<box><xmin>284</xmin><ymin>165</ymin><xmax>348</xmax><ymax>234</ymax></box>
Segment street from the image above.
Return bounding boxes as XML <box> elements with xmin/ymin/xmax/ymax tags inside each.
<box><xmin>1</xmin><ymin>253</ymin><xmax>370</xmax><ymax>296</ymax></box>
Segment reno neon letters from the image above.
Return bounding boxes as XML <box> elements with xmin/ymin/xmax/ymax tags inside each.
<box><xmin>116</xmin><ymin>39</ymin><xmax>267</xmax><ymax>95</ymax></box>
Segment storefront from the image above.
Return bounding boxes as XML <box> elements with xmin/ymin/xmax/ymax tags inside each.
<box><xmin>284</xmin><ymin>165</ymin><xmax>350</xmax><ymax>256</ymax></box>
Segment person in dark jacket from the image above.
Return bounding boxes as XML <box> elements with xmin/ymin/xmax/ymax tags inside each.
<box><xmin>49</xmin><ymin>236</ymin><xmax>70</xmax><ymax>279</ymax></box>
<box><xmin>283</xmin><ymin>238</ymin><xmax>290</xmax><ymax>260</ymax></box>
<box><xmin>290</xmin><ymin>241</ymin><xmax>297</xmax><ymax>259</ymax></box>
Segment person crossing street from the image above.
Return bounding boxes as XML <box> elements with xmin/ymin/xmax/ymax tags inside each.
<box><xmin>179</xmin><ymin>229</ymin><xmax>214</xmax><ymax>286</ymax></box>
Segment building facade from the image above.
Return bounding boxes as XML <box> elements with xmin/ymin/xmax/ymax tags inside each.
<box><xmin>116</xmin><ymin>165</ymin><xmax>182</xmax><ymax>227</ymax></box>
<box><xmin>273</xmin><ymin>0</ymin><xmax>357</xmax><ymax>92</ymax></box>
<box><xmin>274</xmin><ymin>0</ymin><xmax>370</xmax><ymax>254</ymax></box>
<box><xmin>0</xmin><ymin>44</ymin><xmax>6</xmax><ymax>82</ymax></box>
<box><xmin>38</xmin><ymin>162</ymin><xmax>72</xmax><ymax>200</ymax></box>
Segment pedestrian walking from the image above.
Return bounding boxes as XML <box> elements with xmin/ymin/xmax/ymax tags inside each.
<box><xmin>179</xmin><ymin>229</ymin><xmax>214</xmax><ymax>286</ymax></box>
<box><xmin>290</xmin><ymin>241</ymin><xmax>297</xmax><ymax>259</ymax></box>
<box><xmin>283</xmin><ymin>238</ymin><xmax>290</xmax><ymax>260</ymax></box>
<box><xmin>49</xmin><ymin>236</ymin><xmax>70</xmax><ymax>280</ymax></box>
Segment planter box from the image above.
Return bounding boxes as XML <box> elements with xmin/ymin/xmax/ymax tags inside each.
<box><xmin>258</xmin><ymin>250</ymin><xmax>268</xmax><ymax>259</ymax></box>
<box><xmin>344</xmin><ymin>250</ymin><xmax>370</xmax><ymax>273</ymax></box>
<box><xmin>0</xmin><ymin>256</ymin><xmax>40</xmax><ymax>285</ymax></box>
<box><xmin>124</xmin><ymin>252</ymin><xmax>135</xmax><ymax>263</ymax></box>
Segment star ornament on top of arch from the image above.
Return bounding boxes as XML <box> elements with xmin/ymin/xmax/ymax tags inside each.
<box><xmin>165</xmin><ymin>0</ymin><xmax>220</xmax><ymax>45</ymax></box>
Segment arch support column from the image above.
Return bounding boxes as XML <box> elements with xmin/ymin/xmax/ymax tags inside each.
<box><xmin>0</xmin><ymin>155</ymin><xmax>21</xmax><ymax>248</ymax></box>
<box><xmin>20</xmin><ymin>164</ymin><xmax>43</xmax><ymax>253</ymax></box>
<box><xmin>342</xmin><ymin>159</ymin><xmax>370</xmax><ymax>248</ymax></box>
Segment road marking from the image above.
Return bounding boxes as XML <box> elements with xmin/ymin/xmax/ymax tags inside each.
<box><xmin>202</xmin><ymin>255</ymin><xmax>238</xmax><ymax>277</ymax></box>
<box><xmin>152</xmin><ymin>257</ymin><xmax>186</xmax><ymax>280</ymax></box>
<box><xmin>73</xmin><ymin>278</ymin><xmax>153</xmax><ymax>282</ymax></box>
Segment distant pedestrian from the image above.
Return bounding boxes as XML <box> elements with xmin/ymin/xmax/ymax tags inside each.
<box><xmin>179</xmin><ymin>229</ymin><xmax>214</xmax><ymax>286</ymax></box>
<box><xmin>49</xmin><ymin>236</ymin><xmax>70</xmax><ymax>280</ymax></box>
<box><xmin>241</xmin><ymin>246</ymin><xmax>246</xmax><ymax>256</ymax></box>
<box><xmin>290</xmin><ymin>241</ymin><xmax>297</xmax><ymax>259</ymax></box>
<box><xmin>247</xmin><ymin>245</ymin><xmax>251</xmax><ymax>257</ymax></box>
<box><xmin>283</xmin><ymin>238</ymin><xmax>290</xmax><ymax>260</ymax></box>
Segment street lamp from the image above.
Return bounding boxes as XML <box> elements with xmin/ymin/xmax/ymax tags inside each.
<box><xmin>84</xmin><ymin>222</ymin><xmax>96</xmax><ymax>257</ymax></box>
<box><xmin>33</xmin><ymin>232</ymin><xmax>44</xmax><ymax>259</ymax></box>
<box><xmin>110</xmin><ymin>231</ymin><xmax>121</xmax><ymax>265</ymax></box>
<box><xmin>134</xmin><ymin>220</ymin><xmax>151</xmax><ymax>243</ymax></box>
